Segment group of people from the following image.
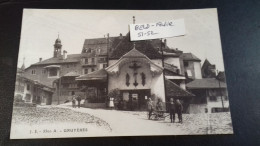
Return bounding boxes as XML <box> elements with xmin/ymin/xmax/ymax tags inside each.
<box><xmin>168</xmin><ymin>98</ymin><xmax>183</xmax><ymax>123</ymax></box>
<box><xmin>147</xmin><ymin>98</ymin><xmax>183</xmax><ymax>123</ymax></box>
<box><xmin>72</xmin><ymin>95</ymin><xmax>82</xmax><ymax>108</ymax></box>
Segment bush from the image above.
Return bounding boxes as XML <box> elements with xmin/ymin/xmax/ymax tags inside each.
<box><xmin>108</xmin><ymin>88</ymin><xmax>120</xmax><ymax>101</ymax></box>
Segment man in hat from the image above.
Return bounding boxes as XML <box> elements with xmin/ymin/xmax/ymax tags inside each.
<box><xmin>169</xmin><ymin>98</ymin><xmax>176</xmax><ymax>123</ymax></box>
<box><xmin>175</xmin><ymin>99</ymin><xmax>183</xmax><ymax>123</ymax></box>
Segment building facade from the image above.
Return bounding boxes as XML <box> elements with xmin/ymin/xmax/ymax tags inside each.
<box><xmin>14</xmin><ymin>68</ymin><xmax>54</xmax><ymax>105</ymax></box>
<box><xmin>20</xmin><ymin>31</ymin><xmax>227</xmax><ymax>113</ymax></box>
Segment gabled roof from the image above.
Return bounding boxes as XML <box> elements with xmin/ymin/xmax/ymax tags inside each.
<box><xmin>106</xmin><ymin>48</ymin><xmax>163</xmax><ymax>74</ymax></box>
<box><xmin>165</xmin><ymin>79</ymin><xmax>194</xmax><ymax>97</ymax></box>
<box><xmin>202</xmin><ymin>59</ymin><xmax>215</xmax><ymax>69</ymax></box>
<box><xmin>181</xmin><ymin>53</ymin><xmax>201</xmax><ymax>62</ymax></box>
<box><xmin>76</xmin><ymin>68</ymin><xmax>107</xmax><ymax>80</ymax></box>
<box><xmin>109</xmin><ymin>32</ymin><xmax>162</xmax><ymax>59</ymax></box>
<box><xmin>186</xmin><ymin>78</ymin><xmax>227</xmax><ymax>89</ymax></box>
<box><xmin>122</xmin><ymin>47</ymin><xmax>148</xmax><ymax>58</ymax></box>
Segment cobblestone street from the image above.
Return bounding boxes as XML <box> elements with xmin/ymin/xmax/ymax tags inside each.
<box><xmin>10</xmin><ymin>105</ymin><xmax>233</xmax><ymax>138</ymax></box>
<box><xmin>121</xmin><ymin>111</ymin><xmax>233</xmax><ymax>134</ymax></box>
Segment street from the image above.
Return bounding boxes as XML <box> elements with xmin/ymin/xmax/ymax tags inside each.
<box><xmin>10</xmin><ymin>103</ymin><xmax>233</xmax><ymax>138</ymax></box>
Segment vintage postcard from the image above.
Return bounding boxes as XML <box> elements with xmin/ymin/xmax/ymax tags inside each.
<box><xmin>10</xmin><ymin>8</ymin><xmax>233</xmax><ymax>139</ymax></box>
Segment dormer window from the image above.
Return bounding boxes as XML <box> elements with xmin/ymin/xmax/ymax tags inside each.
<box><xmin>44</xmin><ymin>65</ymin><xmax>60</xmax><ymax>78</ymax></box>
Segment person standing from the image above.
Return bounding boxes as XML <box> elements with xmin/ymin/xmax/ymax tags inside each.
<box><xmin>175</xmin><ymin>99</ymin><xmax>183</xmax><ymax>123</ymax></box>
<box><xmin>72</xmin><ymin>95</ymin><xmax>76</xmax><ymax>108</ymax></box>
<box><xmin>108</xmin><ymin>97</ymin><xmax>115</xmax><ymax>109</ymax></box>
<box><xmin>76</xmin><ymin>95</ymin><xmax>82</xmax><ymax>108</ymax></box>
<box><xmin>147</xmin><ymin>98</ymin><xmax>154</xmax><ymax>120</ymax></box>
<box><xmin>156</xmin><ymin>98</ymin><xmax>163</xmax><ymax>111</ymax></box>
<box><xmin>169</xmin><ymin>98</ymin><xmax>176</xmax><ymax>123</ymax></box>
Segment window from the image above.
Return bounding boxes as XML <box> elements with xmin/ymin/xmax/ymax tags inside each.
<box><xmin>25</xmin><ymin>94</ymin><xmax>31</xmax><ymax>102</ymax></box>
<box><xmin>209</xmin><ymin>96</ymin><xmax>217</xmax><ymax>101</ymax></box>
<box><xmin>42</xmin><ymin>69</ymin><xmax>46</xmax><ymax>74</ymax></box>
<box><xmin>211</xmin><ymin>107</ymin><xmax>229</xmax><ymax>113</ymax></box>
<box><xmin>184</xmin><ymin>61</ymin><xmax>189</xmax><ymax>67</ymax></box>
<box><xmin>31</xmin><ymin>69</ymin><xmax>36</xmax><ymax>75</ymax></box>
<box><xmin>91</xmin><ymin>58</ymin><xmax>95</xmax><ymax>63</ymax></box>
<box><xmin>67</xmin><ymin>64</ymin><xmax>69</xmax><ymax>68</ymax></box>
<box><xmin>27</xmin><ymin>84</ymin><xmax>30</xmax><ymax>91</ymax></box>
<box><xmin>49</xmin><ymin>68</ymin><xmax>58</xmax><ymax>77</ymax></box>
<box><xmin>84</xmin><ymin>58</ymin><xmax>88</xmax><ymax>64</ymax></box>
<box><xmin>99</xmin><ymin>57</ymin><xmax>106</xmax><ymax>62</ymax></box>
<box><xmin>69</xmin><ymin>84</ymin><xmax>77</xmax><ymax>88</ymax></box>
<box><xmin>91</xmin><ymin>68</ymin><xmax>95</xmax><ymax>72</ymax></box>
<box><xmin>84</xmin><ymin>68</ymin><xmax>88</xmax><ymax>74</ymax></box>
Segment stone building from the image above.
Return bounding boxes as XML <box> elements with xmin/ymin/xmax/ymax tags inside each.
<box><xmin>14</xmin><ymin>68</ymin><xmax>54</xmax><ymax>105</ymax></box>
<box><xmin>186</xmin><ymin>77</ymin><xmax>229</xmax><ymax>113</ymax></box>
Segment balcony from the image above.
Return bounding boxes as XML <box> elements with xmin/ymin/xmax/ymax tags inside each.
<box><xmin>81</xmin><ymin>61</ymin><xmax>96</xmax><ymax>67</ymax></box>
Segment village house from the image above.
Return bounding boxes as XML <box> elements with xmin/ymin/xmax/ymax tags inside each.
<box><xmin>186</xmin><ymin>59</ymin><xmax>229</xmax><ymax>113</ymax></box>
<box><xmin>14</xmin><ymin>68</ymin><xmax>54</xmax><ymax>105</ymax></box>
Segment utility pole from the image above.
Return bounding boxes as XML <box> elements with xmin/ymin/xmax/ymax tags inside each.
<box><xmin>58</xmin><ymin>76</ymin><xmax>61</xmax><ymax>105</ymax></box>
<box><xmin>217</xmin><ymin>70</ymin><xmax>225</xmax><ymax>110</ymax></box>
<box><xmin>160</xmin><ymin>39</ymin><xmax>167</xmax><ymax>110</ymax></box>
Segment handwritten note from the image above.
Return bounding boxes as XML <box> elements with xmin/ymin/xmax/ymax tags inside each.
<box><xmin>129</xmin><ymin>19</ymin><xmax>186</xmax><ymax>41</ymax></box>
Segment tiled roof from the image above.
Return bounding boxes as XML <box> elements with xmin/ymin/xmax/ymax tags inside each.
<box><xmin>186</xmin><ymin>78</ymin><xmax>227</xmax><ymax>89</ymax></box>
<box><xmin>76</xmin><ymin>68</ymin><xmax>107</xmax><ymax>80</ymax></box>
<box><xmin>180</xmin><ymin>53</ymin><xmax>201</xmax><ymax>61</ymax></box>
<box><xmin>82</xmin><ymin>36</ymin><xmax>123</xmax><ymax>54</ymax></box>
<box><xmin>109</xmin><ymin>32</ymin><xmax>162</xmax><ymax>59</ymax></box>
<box><xmin>165</xmin><ymin>79</ymin><xmax>194</xmax><ymax>97</ymax></box>
<box><xmin>31</xmin><ymin>55</ymin><xmax>80</xmax><ymax>66</ymax></box>
<box><xmin>19</xmin><ymin>73</ymin><xmax>54</xmax><ymax>90</ymax></box>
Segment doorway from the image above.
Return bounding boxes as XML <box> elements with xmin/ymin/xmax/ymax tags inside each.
<box><xmin>120</xmin><ymin>89</ymin><xmax>151</xmax><ymax>111</ymax></box>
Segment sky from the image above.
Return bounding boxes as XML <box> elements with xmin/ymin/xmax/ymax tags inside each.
<box><xmin>18</xmin><ymin>8</ymin><xmax>225</xmax><ymax>71</ymax></box>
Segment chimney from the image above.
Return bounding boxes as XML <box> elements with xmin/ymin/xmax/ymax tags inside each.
<box><xmin>39</xmin><ymin>58</ymin><xmax>42</xmax><ymax>62</ymax></box>
<box><xmin>164</xmin><ymin>39</ymin><xmax>167</xmax><ymax>47</ymax></box>
<box><xmin>63</xmin><ymin>50</ymin><xmax>67</xmax><ymax>59</ymax></box>
<box><xmin>119</xmin><ymin>33</ymin><xmax>123</xmax><ymax>39</ymax></box>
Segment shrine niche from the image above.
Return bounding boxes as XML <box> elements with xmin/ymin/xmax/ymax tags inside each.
<box><xmin>126</xmin><ymin>73</ymin><xmax>130</xmax><ymax>86</ymax></box>
<box><xmin>141</xmin><ymin>72</ymin><xmax>146</xmax><ymax>86</ymax></box>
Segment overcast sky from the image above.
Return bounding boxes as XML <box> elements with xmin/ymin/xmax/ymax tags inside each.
<box><xmin>18</xmin><ymin>8</ymin><xmax>225</xmax><ymax>71</ymax></box>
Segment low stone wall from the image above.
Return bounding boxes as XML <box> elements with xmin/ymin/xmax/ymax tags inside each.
<box><xmin>83</xmin><ymin>102</ymin><xmax>106</xmax><ymax>109</ymax></box>
<box><xmin>13</xmin><ymin>102</ymin><xmax>37</xmax><ymax>107</ymax></box>
<box><xmin>188</xmin><ymin>104</ymin><xmax>207</xmax><ymax>114</ymax></box>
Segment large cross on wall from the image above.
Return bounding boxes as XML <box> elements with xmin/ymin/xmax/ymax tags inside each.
<box><xmin>129</xmin><ymin>61</ymin><xmax>142</xmax><ymax>87</ymax></box>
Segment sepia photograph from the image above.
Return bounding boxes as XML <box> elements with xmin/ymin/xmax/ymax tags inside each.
<box><xmin>10</xmin><ymin>8</ymin><xmax>233</xmax><ymax>139</ymax></box>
